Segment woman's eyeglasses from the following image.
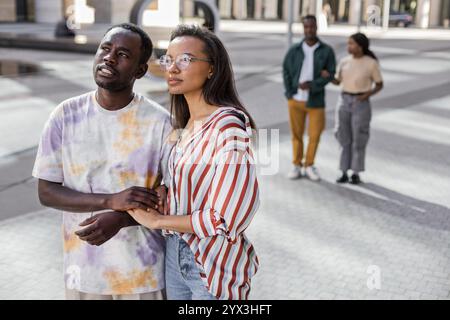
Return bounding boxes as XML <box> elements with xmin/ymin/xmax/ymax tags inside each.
<box><xmin>159</xmin><ymin>53</ymin><xmax>211</xmax><ymax>71</ymax></box>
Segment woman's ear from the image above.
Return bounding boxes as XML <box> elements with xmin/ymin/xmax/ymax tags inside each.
<box><xmin>207</xmin><ymin>66</ymin><xmax>214</xmax><ymax>79</ymax></box>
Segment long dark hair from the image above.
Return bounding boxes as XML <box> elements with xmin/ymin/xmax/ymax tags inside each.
<box><xmin>168</xmin><ymin>24</ymin><xmax>256</xmax><ymax>130</ymax></box>
<box><xmin>350</xmin><ymin>32</ymin><xmax>378</xmax><ymax>61</ymax></box>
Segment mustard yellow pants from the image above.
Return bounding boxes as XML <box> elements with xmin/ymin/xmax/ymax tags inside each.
<box><xmin>288</xmin><ymin>99</ymin><xmax>325</xmax><ymax>167</ymax></box>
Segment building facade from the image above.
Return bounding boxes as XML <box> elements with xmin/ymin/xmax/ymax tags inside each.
<box><xmin>0</xmin><ymin>0</ymin><xmax>449</xmax><ymax>28</ymax></box>
<box><xmin>217</xmin><ymin>0</ymin><xmax>450</xmax><ymax>28</ymax></box>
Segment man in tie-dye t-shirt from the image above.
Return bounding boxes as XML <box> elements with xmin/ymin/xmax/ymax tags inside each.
<box><xmin>32</xmin><ymin>23</ymin><xmax>173</xmax><ymax>300</ymax></box>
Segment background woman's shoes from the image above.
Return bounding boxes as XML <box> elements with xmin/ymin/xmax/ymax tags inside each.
<box><xmin>336</xmin><ymin>173</ymin><xmax>349</xmax><ymax>183</ymax></box>
<box><xmin>350</xmin><ymin>174</ymin><xmax>362</xmax><ymax>184</ymax></box>
<box><xmin>336</xmin><ymin>173</ymin><xmax>362</xmax><ymax>184</ymax></box>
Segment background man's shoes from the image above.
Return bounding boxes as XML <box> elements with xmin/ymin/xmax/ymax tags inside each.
<box><xmin>350</xmin><ymin>174</ymin><xmax>362</xmax><ymax>184</ymax></box>
<box><xmin>336</xmin><ymin>173</ymin><xmax>349</xmax><ymax>183</ymax></box>
<box><xmin>287</xmin><ymin>166</ymin><xmax>302</xmax><ymax>180</ymax></box>
<box><xmin>305</xmin><ymin>166</ymin><xmax>320</xmax><ymax>181</ymax></box>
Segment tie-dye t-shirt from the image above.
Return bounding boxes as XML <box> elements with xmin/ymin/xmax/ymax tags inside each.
<box><xmin>32</xmin><ymin>91</ymin><xmax>173</xmax><ymax>295</ymax></box>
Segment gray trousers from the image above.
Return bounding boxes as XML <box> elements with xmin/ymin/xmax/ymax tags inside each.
<box><xmin>334</xmin><ymin>93</ymin><xmax>372</xmax><ymax>173</ymax></box>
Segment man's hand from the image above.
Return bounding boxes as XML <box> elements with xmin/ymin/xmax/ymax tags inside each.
<box><xmin>155</xmin><ymin>185</ymin><xmax>168</xmax><ymax>215</ymax></box>
<box><xmin>75</xmin><ymin>211</ymin><xmax>130</xmax><ymax>246</ymax></box>
<box><xmin>320</xmin><ymin>70</ymin><xmax>331</xmax><ymax>78</ymax></box>
<box><xmin>299</xmin><ymin>82</ymin><xmax>311</xmax><ymax>90</ymax></box>
<box><xmin>107</xmin><ymin>186</ymin><xmax>160</xmax><ymax>212</ymax></box>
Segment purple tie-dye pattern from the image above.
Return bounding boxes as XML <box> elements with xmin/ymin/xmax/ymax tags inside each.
<box><xmin>127</xmin><ymin>144</ymin><xmax>160</xmax><ymax>177</ymax></box>
<box><xmin>85</xmin><ymin>244</ymin><xmax>104</xmax><ymax>267</ymax></box>
<box><xmin>40</xmin><ymin>120</ymin><xmax>62</xmax><ymax>156</ymax></box>
<box><xmin>147</xmin><ymin>229</ymin><xmax>165</xmax><ymax>252</ymax></box>
<box><xmin>41</xmin><ymin>101</ymin><xmax>97</xmax><ymax>157</ymax></box>
<box><xmin>63</xmin><ymin>100</ymin><xmax>96</xmax><ymax>127</ymax></box>
<box><xmin>136</xmin><ymin>246</ymin><xmax>157</xmax><ymax>265</ymax></box>
<box><xmin>136</xmin><ymin>230</ymin><xmax>165</xmax><ymax>266</ymax></box>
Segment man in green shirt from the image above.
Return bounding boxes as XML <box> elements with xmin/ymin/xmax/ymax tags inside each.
<box><xmin>282</xmin><ymin>15</ymin><xmax>336</xmax><ymax>181</ymax></box>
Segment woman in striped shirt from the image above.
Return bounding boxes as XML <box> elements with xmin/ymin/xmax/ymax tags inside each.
<box><xmin>128</xmin><ymin>24</ymin><xmax>260</xmax><ymax>300</ymax></box>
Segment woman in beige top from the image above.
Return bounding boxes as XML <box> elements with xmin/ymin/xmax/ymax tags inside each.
<box><xmin>323</xmin><ymin>33</ymin><xmax>383</xmax><ymax>184</ymax></box>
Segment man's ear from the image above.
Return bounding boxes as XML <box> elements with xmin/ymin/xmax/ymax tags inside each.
<box><xmin>135</xmin><ymin>63</ymin><xmax>149</xmax><ymax>79</ymax></box>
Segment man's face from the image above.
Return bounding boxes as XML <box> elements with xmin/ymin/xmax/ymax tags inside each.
<box><xmin>303</xmin><ymin>19</ymin><xmax>317</xmax><ymax>41</ymax></box>
<box><xmin>93</xmin><ymin>28</ymin><xmax>147</xmax><ymax>92</ymax></box>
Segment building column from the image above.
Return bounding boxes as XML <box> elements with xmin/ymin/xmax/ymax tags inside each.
<box><xmin>35</xmin><ymin>0</ymin><xmax>64</xmax><ymax>23</ymax></box>
<box><xmin>264</xmin><ymin>0</ymin><xmax>278</xmax><ymax>19</ymax></box>
<box><xmin>181</xmin><ymin>0</ymin><xmax>196</xmax><ymax>18</ymax></box>
<box><xmin>416</xmin><ymin>0</ymin><xmax>431</xmax><ymax>28</ymax></box>
<box><xmin>428</xmin><ymin>0</ymin><xmax>441</xmax><ymax>27</ymax></box>
<box><xmin>337</xmin><ymin>0</ymin><xmax>347</xmax><ymax>21</ymax></box>
<box><xmin>0</xmin><ymin>0</ymin><xmax>16</xmax><ymax>22</ymax></box>
<box><xmin>218</xmin><ymin>0</ymin><xmax>232</xmax><ymax>18</ymax></box>
<box><xmin>349</xmin><ymin>0</ymin><xmax>362</xmax><ymax>25</ymax></box>
<box><xmin>283</xmin><ymin>0</ymin><xmax>301</xmax><ymax>21</ymax></box>
<box><xmin>233</xmin><ymin>0</ymin><xmax>247</xmax><ymax>19</ymax></box>
<box><xmin>300</xmin><ymin>0</ymin><xmax>316</xmax><ymax>15</ymax></box>
<box><xmin>315</xmin><ymin>0</ymin><xmax>323</xmax><ymax>18</ymax></box>
<box><xmin>255</xmin><ymin>0</ymin><xmax>263</xmax><ymax>18</ymax></box>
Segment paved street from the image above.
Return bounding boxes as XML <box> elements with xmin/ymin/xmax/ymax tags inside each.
<box><xmin>1</xmin><ymin>22</ymin><xmax>450</xmax><ymax>299</ymax></box>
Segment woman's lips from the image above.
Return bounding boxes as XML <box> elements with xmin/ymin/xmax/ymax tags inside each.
<box><xmin>168</xmin><ymin>78</ymin><xmax>182</xmax><ymax>86</ymax></box>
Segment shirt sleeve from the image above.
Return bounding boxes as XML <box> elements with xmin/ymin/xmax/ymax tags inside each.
<box><xmin>159</xmin><ymin>117</ymin><xmax>175</xmax><ymax>187</ymax></box>
<box><xmin>32</xmin><ymin>104</ymin><xmax>64</xmax><ymax>183</ymax></box>
<box><xmin>335</xmin><ymin>59</ymin><xmax>343</xmax><ymax>82</ymax></box>
<box><xmin>189</xmin><ymin>116</ymin><xmax>260</xmax><ymax>243</ymax></box>
<box><xmin>371</xmin><ymin>60</ymin><xmax>383</xmax><ymax>83</ymax></box>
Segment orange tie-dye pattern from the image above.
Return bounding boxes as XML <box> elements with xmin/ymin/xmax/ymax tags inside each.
<box><xmin>63</xmin><ymin>227</ymin><xmax>83</xmax><ymax>252</ymax></box>
<box><xmin>69</xmin><ymin>163</ymin><xmax>86</xmax><ymax>176</ymax></box>
<box><xmin>113</xmin><ymin>109</ymin><xmax>151</xmax><ymax>156</ymax></box>
<box><xmin>145</xmin><ymin>171</ymin><xmax>160</xmax><ymax>189</ymax></box>
<box><xmin>118</xmin><ymin>170</ymin><xmax>140</xmax><ymax>188</ymax></box>
<box><xmin>103</xmin><ymin>269</ymin><xmax>158</xmax><ymax>294</ymax></box>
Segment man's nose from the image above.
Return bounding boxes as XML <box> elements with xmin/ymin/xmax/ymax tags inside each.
<box><xmin>103</xmin><ymin>52</ymin><xmax>117</xmax><ymax>65</ymax></box>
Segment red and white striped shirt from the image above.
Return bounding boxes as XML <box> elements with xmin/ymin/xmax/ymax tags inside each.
<box><xmin>164</xmin><ymin>107</ymin><xmax>260</xmax><ymax>300</ymax></box>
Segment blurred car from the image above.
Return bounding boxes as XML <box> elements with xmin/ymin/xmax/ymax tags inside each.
<box><xmin>389</xmin><ymin>11</ymin><xmax>413</xmax><ymax>27</ymax></box>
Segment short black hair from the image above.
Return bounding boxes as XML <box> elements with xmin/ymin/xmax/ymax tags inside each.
<box><xmin>302</xmin><ymin>15</ymin><xmax>317</xmax><ymax>24</ymax></box>
<box><xmin>105</xmin><ymin>23</ymin><xmax>153</xmax><ymax>64</ymax></box>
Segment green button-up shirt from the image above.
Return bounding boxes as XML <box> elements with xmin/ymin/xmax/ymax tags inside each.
<box><xmin>282</xmin><ymin>39</ymin><xmax>336</xmax><ymax>108</ymax></box>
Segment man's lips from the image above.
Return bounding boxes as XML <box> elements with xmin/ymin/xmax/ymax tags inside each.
<box><xmin>97</xmin><ymin>65</ymin><xmax>117</xmax><ymax>78</ymax></box>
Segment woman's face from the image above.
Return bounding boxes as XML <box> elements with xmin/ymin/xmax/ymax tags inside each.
<box><xmin>164</xmin><ymin>36</ymin><xmax>213</xmax><ymax>96</ymax></box>
<box><xmin>347</xmin><ymin>37</ymin><xmax>362</xmax><ymax>56</ymax></box>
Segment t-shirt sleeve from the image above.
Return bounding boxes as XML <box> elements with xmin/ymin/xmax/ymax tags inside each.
<box><xmin>371</xmin><ymin>60</ymin><xmax>383</xmax><ymax>83</ymax></box>
<box><xmin>32</xmin><ymin>105</ymin><xmax>64</xmax><ymax>183</ymax></box>
<box><xmin>335</xmin><ymin>59</ymin><xmax>343</xmax><ymax>82</ymax></box>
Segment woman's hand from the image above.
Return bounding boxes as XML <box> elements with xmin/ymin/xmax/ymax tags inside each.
<box><xmin>357</xmin><ymin>92</ymin><xmax>372</xmax><ymax>102</ymax></box>
<box><xmin>127</xmin><ymin>208</ymin><xmax>162</xmax><ymax>229</ymax></box>
<box><xmin>321</xmin><ymin>69</ymin><xmax>340</xmax><ymax>85</ymax></box>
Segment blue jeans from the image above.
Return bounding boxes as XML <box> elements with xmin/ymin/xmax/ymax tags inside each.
<box><xmin>165</xmin><ymin>235</ymin><xmax>217</xmax><ymax>300</ymax></box>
